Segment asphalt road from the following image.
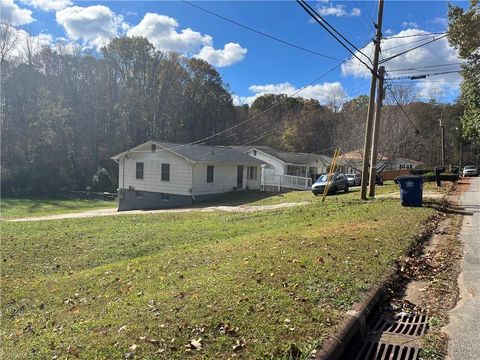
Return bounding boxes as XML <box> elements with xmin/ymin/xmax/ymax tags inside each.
<box><xmin>445</xmin><ymin>177</ymin><xmax>480</xmax><ymax>360</ymax></box>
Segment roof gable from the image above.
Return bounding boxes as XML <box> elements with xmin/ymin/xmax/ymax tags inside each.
<box><xmin>112</xmin><ymin>141</ymin><xmax>265</xmax><ymax>165</ymax></box>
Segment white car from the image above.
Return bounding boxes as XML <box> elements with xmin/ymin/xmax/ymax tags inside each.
<box><xmin>462</xmin><ymin>165</ymin><xmax>479</xmax><ymax>177</ymax></box>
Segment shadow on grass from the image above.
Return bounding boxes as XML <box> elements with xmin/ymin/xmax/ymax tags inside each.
<box><xmin>191</xmin><ymin>190</ymin><xmax>286</xmax><ymax>207</ymax></box>
<box><xmin>1</xmin><ymin>197</ymin><xmax>116</xmax><ymax>216</ymax></box>
<box><xmin>422</xmin><ymin>199</ymin><xmax>475</xmax><ymax>216</ymax></box>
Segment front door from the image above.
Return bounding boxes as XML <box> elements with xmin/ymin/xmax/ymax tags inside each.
<box><xmin>237</xmin><ymin>166</ymin><xmax>244</xmax><ymax>189</ymax></box>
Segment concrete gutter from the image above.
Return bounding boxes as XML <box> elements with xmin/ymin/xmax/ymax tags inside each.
<box><xmin>315</xmin><ymin>210</ymin><xmax>443</xmax><ymax>360</ymax></box>
<box><xmin>314</xmin><ymin>278</ymin><xmax>388</xmax><ymax>360</ymax></box>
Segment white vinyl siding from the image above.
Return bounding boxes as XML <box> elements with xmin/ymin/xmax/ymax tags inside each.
<box><xmin>193</xmin><ymin>164</ymin><xmax>240</xmax><ymax>195</ymax></box>
<box><xmin>247</xmin><ymin>149</ymin><xmax>284</xmax><ymax>175</ymax></box>
<box><xmin>119</xmin><ymin>145</ymin><xmax>192</xmax><ymax>195</ymax></box>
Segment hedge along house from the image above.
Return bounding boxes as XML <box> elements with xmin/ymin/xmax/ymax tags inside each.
<box><xmin>111</xmin><ymin>141</ymin><xmax>265</xmax><ymax>211</ymax></box>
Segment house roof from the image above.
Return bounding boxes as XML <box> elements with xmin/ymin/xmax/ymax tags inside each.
<box><xmin>255</xmin><ymin>147</ymin><xmax>331</xmax><ymax>165</ymax></box>
<box><xmin>111</xmin><ymin>141</ymin><xmax>265</xmax><ymax>165</ymax></box>
<box><xmin>393</xmin><ymin>157</ymin><xmax>424</xmax><ymax>165</ymax></box>
<box><xmin>341</xmin><ymin>149</ymin><xmax>387</xmax><ymax>161</ymax></box>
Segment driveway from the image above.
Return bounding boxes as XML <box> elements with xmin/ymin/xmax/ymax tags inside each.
<box><xmin>7</xmin><ymin>201</ymin><xmax>309</xmax><ymax>222</ymax></box>
<box><xmin>444</xmin><ymin>177</ymin><xmax>480</xmax><ymax>359</ymax></box>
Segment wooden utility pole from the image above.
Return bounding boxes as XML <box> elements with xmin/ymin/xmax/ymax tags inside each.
<box><xmin>360</xmin><ymin>0</ymin><xmax>384</xmax><ymax>200</ymax></box>
<box><xmin>439</xmin><ymin>114</ymin><xmax>446</xmax><ymax>166</ymax></box>
<box><xmin>368</xmin><ymin>66</ymin><xmax>385</xmax><ymax>198</ymax></box>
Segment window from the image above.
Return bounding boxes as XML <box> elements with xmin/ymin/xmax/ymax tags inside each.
<box><xmin>253</xmin><ymin>150</ymin><xmax>257</xmax><ymax>156</ymax></box>
<box><xmin>151</xmin><ymin>144</ymin><xmax>156</xmax><ymax>152</ymax></box>
<box><xmin>161</xmin><ymin>163</ymin><xmax>170</xmax><ymax>182</ymax></box>
<box><xmin>207</xmin><ymin>165</ymin><xmax>214</xmax><ymax>183</ymax></box>
<box><xmin>136</xmin><ymin>162</ymin><xmax>144</xmax><ymax>179</ymax></box>
<box><xmin>161</xmin><ymin>193</ymin><xmax>170</xmax><ymax>201</ymax></box>
<box><xmin>248</xmin><ymin>166</ymin><xmax>258</xmax><ymax>180</ymax></box>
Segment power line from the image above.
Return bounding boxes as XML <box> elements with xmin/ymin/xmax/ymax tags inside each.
<box><xmin>380</xmin><ymin>34</ymin><xmax>448</xmax><ymax>64</ymax></box>
<box><xmin>384</xmin><ymin>80</ymin><xmax>420</xmax><ymax>134</ymax></box>
<box><xmin>387</xmin><ymin>62</ymin><xmax>467</xmax><ymax>72</ymax></box>
<box><xmin>299</xmin><ymin>0</ymin><xmax>372</xmax><ymax>62</ymax></box>
<box><xmin>297</xmin><ymin>0</ymin><xmax>375</xmax><ymax>73</ymax></box>
<box><xmin>182</xmin><ymin>0</ymin><xmax>343</xmax><ymax>61</ymax></box>
<box><xmin>383</xmin><ymin>32</ymin><xmax>446</xmax><ymax>39</ymax></box>
<box><xmin>387</xmin><ymin>69</ymin><xmax>462</xmax><ymax>80</ymax></box>
<box><xmin>381</xmin><ymin>34</ymin><xmax>448</xmax><ymax>51</ymax></box>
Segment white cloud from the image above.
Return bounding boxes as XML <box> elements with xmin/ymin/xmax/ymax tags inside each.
<box><xmin>1</xmin><ymin>0</ymin><xmax>35</xmax><ymax>25</ymax></box>
<box><xmin>402</xmin><ymin>21</ymin><xmax>418</xmax><ymax>28</ymax></box>
<box><xmin>385</xmin><ymin>29</ymin><xmax>394</xmax><ymax>35</ymax></box>
<box><xmin>341</xmin><ymin>29</ymin><xmax>461</xmax><ymax>101</ymax></box>
<box><xmin>196</xmin><ymin>43</ymin><xmax>247</xmax><ymax>67</ymax></box>
<box><xmin>233</xmin><ymin>81</ymin><xmax>346</xmax><ymax>106</ymax></box>
<box><xmin>317</xmin><ymin>4</ymin><xmax>361</xmax><ymax>17</ymax></box>
<box><xmin>21</xmin><ymin>0</ymin><xmax>71</xmax><ymax>12</ymax></box>
<box><xmin>56</xmin><ymin>5</ymin><xmax>125</xmax><ymax>50</ymax></box>
<box><xmin>127</xmin><ymin>12</ymin><xmax>212</xmax><ymax>53</ymax></box>
<box><xmin>431</xmin><ymin>17</ymin><xmax>448</xmax><ymax>28</ymax></box>
<box><xmin>128</xmin><ymin>12</ymin><xmax>246</xmax><ymax>67</ymax></box>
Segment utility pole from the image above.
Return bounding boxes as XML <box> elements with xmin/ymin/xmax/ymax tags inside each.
<box><xmin>360</xmin><ymin>0</ymin><xmax>384</xmax><ymax>200</ymax></box>
<box><xmin>368</xmin><ymin>66</ymin><xmax>385</xmax><ymax>198</ymax></box>
<box><xmin>439</xmin><ymin>114</ymin><xmax>445</xmax><ymax>166</ymax></box>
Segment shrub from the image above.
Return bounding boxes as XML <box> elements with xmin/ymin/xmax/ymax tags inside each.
<box><xmin>422</xmin><ymin>172</ymin><xmax>460</xmax><ymax>182</ymax></box>
<box><xmin>91</xmin><ymin>167</ymin><xmax>116</xmax><ymax>192</ymax></box>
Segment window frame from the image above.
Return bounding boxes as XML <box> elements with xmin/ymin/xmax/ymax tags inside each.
<box><xmin>248</xmin><ymin>166</ymin><xmax>258</xmax><ymax>180</ymax></box>
<box><xmin>135</xmin><ymin>162</ymin><xmax>144</xmax><ymax>180</ymax></box>
<box><xmin>207</xmin><ymin>165</ymin><xmax>214</xmax><ymax>183</ymax></box>
<box><xmin>161</xmin><ymin>163</ymin><xmax>170</xmax><ymax>182</ymax></box>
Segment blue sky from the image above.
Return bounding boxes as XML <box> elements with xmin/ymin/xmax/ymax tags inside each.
<box><xmin>3</xmin><ymin>0</ymin><xmax>468</xmax><ymax>105</ymax></box>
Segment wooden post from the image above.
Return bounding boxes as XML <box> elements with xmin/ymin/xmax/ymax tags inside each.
<box><xmin>360</xmin><ymin>0</ymin><xmax>384</xmax><ymax>200</ymax></box>
<box><xmin>368</xmin><ymin>66</ymin><xmax>385</xmax><ymax>198</ymax></box>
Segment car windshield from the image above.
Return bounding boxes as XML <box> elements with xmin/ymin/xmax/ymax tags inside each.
<box><xmin>465</xmin><ymin>166</ymin><xmax>475</xmax><ymax>169</ymax></box>
<box><xmin>317</xmin><ymin>175</ymin><xmax>329</xmax><ymax>182</ymax></box>
<box><xmin>346</xmin><ymin>175</ymin><xmax>354</xmax><ymax>178</ymax></box>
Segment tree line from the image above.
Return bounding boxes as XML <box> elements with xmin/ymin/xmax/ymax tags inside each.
<box><xmin>0</xmin><ymin>32</ymin><xmax>475</xmax><ymax>196</ymax></box>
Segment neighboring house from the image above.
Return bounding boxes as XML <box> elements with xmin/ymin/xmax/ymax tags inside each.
<box><xmin>339</xmin><ymin>149</ymin><xmax>423</xmax><ymax>174</ymax></box>
<box><xmin>111</xmin><ymin>141</ymin><xmax>264</xmax><ymax>211</ymax></box>
<box><xmin>386</xmin><ymin>157</ymin><xmax>424</xmax><ymax>170</ymax></box>
<box><xmin>339</xmin><ymin>149</ymin><xmax>388</xmax><ymax>174</ymax></box>
<box><xmin>233</xmin><ymin>146</ymin><xmax>331</xmax><ymax>190</ymax></box>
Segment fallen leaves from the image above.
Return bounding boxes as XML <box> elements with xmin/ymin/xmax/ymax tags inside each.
<box><xmin>186</xmin><ymin>338</ymin><xmax>202</xmax><ymax>351</ymax></box>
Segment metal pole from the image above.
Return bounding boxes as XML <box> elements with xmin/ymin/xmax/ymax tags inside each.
<box><xmin>368</xmin><ymin>66</ymin><xmax>385</xmax><ymax>198</ymax></box>
<box><xmin>360</xmin><ymin>0</ymin><xmax>384</xmax><ymax>200</ymax></box>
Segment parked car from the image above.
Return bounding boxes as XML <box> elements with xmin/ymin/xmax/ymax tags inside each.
<box><xmin>346</xmin><ymin>173</ymin><xmax>361</xmax><ymax>186</ymax></box>
<box><xmin>312</xmin><ymin>173</ymin><xmax>349</xmax><ymax>195</ymax></box>
<box><xmin>462</xmin><ymin>165</ymin><xmax>479</xmax><ymax>177</ymax></box>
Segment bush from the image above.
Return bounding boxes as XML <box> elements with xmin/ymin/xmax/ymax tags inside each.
<box><xmin>422</xmin><ymin>172</ymin><xmax>460</xmax><ymax>182</ymax></box>
<box><xmin>91</xmin><ymin>167</ymin><xmax>116</xmax><ymax>192</ymax></box>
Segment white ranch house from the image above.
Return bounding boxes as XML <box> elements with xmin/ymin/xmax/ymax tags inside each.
<box><xmin>338</xmin><ymin>149</ymin><xmax>424</xmax><ymax>174</ymax></box>
<box><xmin>111</xmin><ymin>141</ymin><xmax>264</xmax><ymax>211</ymax></box>
<box><xmin>233</xmin><ymin>146</ymin><xmax>331</xmax><ymax>190</ymax></box>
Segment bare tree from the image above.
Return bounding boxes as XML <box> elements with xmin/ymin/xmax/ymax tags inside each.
<box><xmin>0</xmin><ymin>21</ymin><xmax>18</xmax><ymax>63</ymax></box>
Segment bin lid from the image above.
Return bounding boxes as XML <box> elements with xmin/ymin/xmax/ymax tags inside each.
<box><xmin>396</xmin><ymin>175</ymin><xmax>424</xmax><ymax>184</ymax></box>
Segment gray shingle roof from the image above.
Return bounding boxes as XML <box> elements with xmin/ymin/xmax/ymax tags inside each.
<box><xmin>112</xmin><ymin>141</ymin><xmax>265</xmax><ymax>165</ymax></box>
<box><xmin>254</xmin><ymin>147</ymin><xmax>331</xmax><ymax>165</ymax></box>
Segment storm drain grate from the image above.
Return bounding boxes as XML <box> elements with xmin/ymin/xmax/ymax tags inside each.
<box><xmin>350</xmin><ymin>340</ymin><xmax>421</xmax><ymax>360</ymax></box>
<box><xmin>369</xmin><ymin>313</ymin><xmax>428</xmax><ymax>337</ymax></box>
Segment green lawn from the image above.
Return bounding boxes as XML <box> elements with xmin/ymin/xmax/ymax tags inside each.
<box><xmin>1</xmin><ymin>189</ymin><xmax>442</xmax><ymax>359</ymax></box>
<box><xmin>0</xmin><ymin>198</ymin><xmax>117</xmax><ymax>220</ymax></box>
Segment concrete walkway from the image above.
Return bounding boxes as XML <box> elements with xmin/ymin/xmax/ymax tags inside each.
<box><xmin>445</xmin><ymin>177</ymin><xmax>480</xmax><ymax>360</ymax></box>
<box><xmin>7</xmin><ymin>201</ymin><xmax>309</xmax><ymax>222</ymax></box>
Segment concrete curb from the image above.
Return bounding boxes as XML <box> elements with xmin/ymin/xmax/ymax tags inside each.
<box><xmin>315</xmin><ymin>209</ymin><xmax>444</xmax><ymax>360</ymax></box>
<box><xmin>314</xmin><ymin>277</ymin><xmax>388</xmax><ymax>360</ymax></box>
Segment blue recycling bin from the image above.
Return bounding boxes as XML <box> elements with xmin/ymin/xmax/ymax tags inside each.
<box><xmin>396</xmin><ymin>175</ymin><xmax>423</xmax><ymax>207</ymax></box>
